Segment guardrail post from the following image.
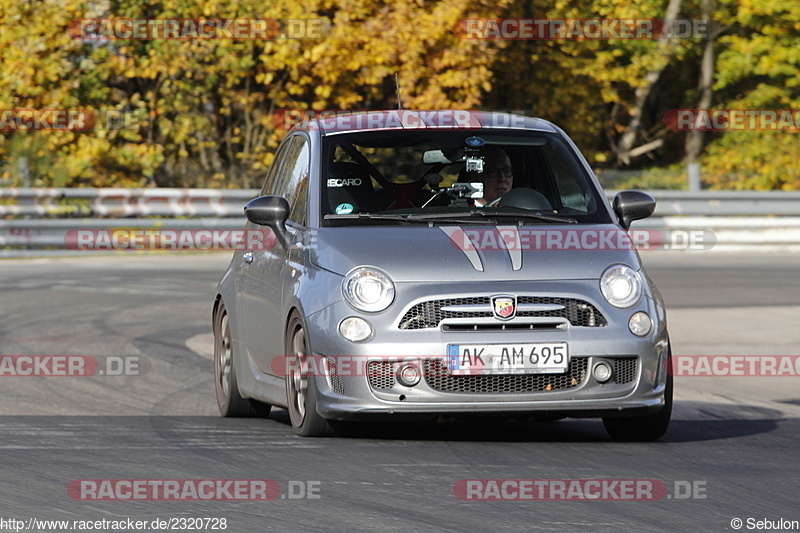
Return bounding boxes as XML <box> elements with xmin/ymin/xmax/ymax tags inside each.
<box><xmin>18</xmin><ymin>157</ymin><xmax>30</xmax><ymax>187</ymax></box>
<box><xmin>687</xmin><ymin>162</ymin><xmax>701</xmax><ymax>192</ymax></box>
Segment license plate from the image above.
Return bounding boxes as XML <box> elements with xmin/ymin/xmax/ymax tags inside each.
<box><xmin>446</xmin><ymin>343</ymin><xmax>569</xmax><ymax>376</ymax></box>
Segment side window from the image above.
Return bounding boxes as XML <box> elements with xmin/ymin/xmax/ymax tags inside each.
<box><xmin>269</xmin><ymin>136</ymin><xmax>310</xmax><ymax>224</ymax></box>
<box><xmin>289</xmin><ymin>173</ymin><xmax>310</xmax><ymax>224</ymax></box>
<box><xmin>258</xmin><ymin>135</ymin><xmax>310</xmax><ymax>224</ymax></box>
<box><xmin>260</xmin><ymin>139</ymin><xmax>294</xmax><ymax>196</ymax></box>
<box><xmin>545</xmin><ymin>140</ymin><xmax>595</xmax><ymax>214</ymax></box>
<box><xmin>287</xmin><ymin>139</ymin><xmax>311</xmax><ymax>224</ymax></box>
<box><xmin>271</xmin><ymin>137</ymin><xmax>301</xmax><ymax>198</ymax></box>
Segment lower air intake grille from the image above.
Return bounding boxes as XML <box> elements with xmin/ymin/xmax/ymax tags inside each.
<box><xmin>367</xmin><ymin>361</ymin><xmax>397</xmax><ymax>390</ymax></box>
<box><xmin>612</xmin><ymin>357</ymin><xmax>638</xmax><ymax>384</ymax></box>
<box><xmin>324</xmin><ymin>358</ymin><xmax>345</xmax><ymax>395</ymax></box>
<box><xmin>423</xmin><ymin>357</ymin><xmax>588</xmax><ymax>393</ymax></box>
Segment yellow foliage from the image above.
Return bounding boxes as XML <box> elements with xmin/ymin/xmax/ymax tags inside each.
<box><xmin>0</xmin><ymin>0</ymin><xmax>798</xmax><ymax>189</ymax></box>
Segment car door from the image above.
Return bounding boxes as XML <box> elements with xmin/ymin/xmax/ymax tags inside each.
<box><xmin>240</xmin><ymin>134</ymin><xmax>310</xmax><ymax>375</ymax></box>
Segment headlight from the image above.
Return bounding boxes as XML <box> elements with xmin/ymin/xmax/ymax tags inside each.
<box><xmin>342</xmin><ymin>267</ymin><xmax>395</xmax><ymax>312</ymax></box>
<box><xmin>600</xmin><ymin>264</ymin><xmax>642</xmax><ymax>308</ymax></box>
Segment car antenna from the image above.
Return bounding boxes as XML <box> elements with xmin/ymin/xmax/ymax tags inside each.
<box><xmin>395</xmin><ymin>72</ymin><xmax>403</xmax><ymax>110</ymax></box>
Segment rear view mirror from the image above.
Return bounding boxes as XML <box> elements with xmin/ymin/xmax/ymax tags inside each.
<box><xmin>422</xmin><ymin>150</ymin><xmax>450</xmax><ymax>164</ymax></box>
<box><xmin>244</xmin><ymin>195</ymin><xmax>291</xmax><ymax>248</ymax></box>
<box><xmin>422</xmin><ymin>148</ymin><xmax>465</xmax><ymax>164</ymax></box>
<box><xmin>613</xmin><ymin>191</ymin><xmax>656</xmax><ymax>229</ymax></box>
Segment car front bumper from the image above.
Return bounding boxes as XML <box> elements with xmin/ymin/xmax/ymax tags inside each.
<box><xmin>302</xmin><ymin>279</ymin><xmax>670</xmax><ymax>421</ymax></box>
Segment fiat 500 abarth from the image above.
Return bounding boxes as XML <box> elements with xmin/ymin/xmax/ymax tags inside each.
<box><xmin>212</xmin><ymin>110</ymin><xmax>671</xmax><ymax>440</ymax></box>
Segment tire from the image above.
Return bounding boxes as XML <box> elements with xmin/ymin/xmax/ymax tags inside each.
<box><xmin>603</xmin><ymin>350</ymin><xmax>672</xmax><ymax>442</ymax></box>
<box><xmin>214</xmin><ymin>301</ymin><xmax>272</xmax><ymax>418</ymax></box>
<box><xmin>285</xmin><ymin>312</ymin><xmax>334</xmax><ymax>437</ymax></box>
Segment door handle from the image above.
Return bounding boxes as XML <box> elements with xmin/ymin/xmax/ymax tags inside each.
<box><xmin>243</xmin><ymin>252</ymin><xmax>254</xmax><ymax>264</ymax></box>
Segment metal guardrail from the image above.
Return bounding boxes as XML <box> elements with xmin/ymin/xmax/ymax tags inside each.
<box><xmin>1</xmin><ymin>188</ymin><xmax>799</xmax><ymax>252</ymax></box>
<box><xmin>2</xmin><ymin>187</ymin><xmax>798</xmax><ymax>218</ymax></box>
<box><xmin>609</xmin><ymin>190</ymin><xmax>800</xmax><ymax>217</ymax></box>
<box><xmin>0</xmin><ymin>218</ymin><xmax>245</xmax><ymax>249</ymax></box>
<box><xmin>0</xmin><ymin>188</ymin><xmax>258</xmax><ymax>217</ymax></box>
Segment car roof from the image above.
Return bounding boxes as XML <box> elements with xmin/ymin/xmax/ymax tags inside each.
<box><xmin>291</xmin><ymin>110</ymin><xmax>560</xmax><ymax>136</ymax></box>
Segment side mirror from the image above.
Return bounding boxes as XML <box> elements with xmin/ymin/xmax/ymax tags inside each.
<box><xmin>244</xmin><ymin>195</ymin><xmax>290</xmax><ymax>248</ymax></box>
<box><xmin>613</xmin><ymin>191</ymin><xmax>655</xmax><ymax>230</ymax></box>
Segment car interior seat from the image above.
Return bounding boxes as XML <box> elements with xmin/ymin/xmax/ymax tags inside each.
<box><xmin>326</xmin><ymin>162</ymin><xmax>383</xmax><ymax>214</ymax></box>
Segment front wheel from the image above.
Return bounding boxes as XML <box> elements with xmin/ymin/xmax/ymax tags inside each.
<box><xmin>214</xmin><ymin>301</ymin><xmax>271</xmax><ymax>418</ymax></box>
<box><xmin>603</xmin><ymin>351</ymin><xmax>673</xmax><ymax>442</ymax></box>
<box><xmin>285</xmin><ymin>312</ymin><xmax>334</xmax><ymax>437</ymax></box>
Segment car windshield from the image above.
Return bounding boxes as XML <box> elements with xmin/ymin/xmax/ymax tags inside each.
<box><xmin>320</xmin><ymin>130</ymin><xmax>611</xmax><ymax>227</ymax></box>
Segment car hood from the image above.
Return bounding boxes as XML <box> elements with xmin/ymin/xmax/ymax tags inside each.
<box><xmin>309</xmin><ymin>225</ymin><xmax>641</xmax><ymax>282</ymax></box>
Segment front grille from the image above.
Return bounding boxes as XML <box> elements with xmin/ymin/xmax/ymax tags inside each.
<box><xmin>613</xmin><ymin>357</ymin><xmax>638</xmax><ymax>384</ymax></box>
<box><xmin>423</xmin><ymin>357</ymin><xmax>588</xmax><ymax>393</ymax></box>
<box><xmin>324</xmin><ymin>358</ymin><xmax>345</xmax><ymax>394</ymax></box>
<box><xmin>367</xmin><ymin>361</ymin><xmax>397</xmax><ymax>390</ymax></box>
<box><xmin>442</xmin><ymin>322</ymin><xmax>566</xmax><ymax>332</ymax></box>
<box><xmin>399</xmin><ymin>297</ymin><xmax>606</xmax><ymax>330</ymax></box>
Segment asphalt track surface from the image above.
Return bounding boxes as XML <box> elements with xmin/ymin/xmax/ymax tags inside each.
<box><xmin>1</xmin><ymin>252</ymin><xmax>798</xmax><ymax>532</ymax></box>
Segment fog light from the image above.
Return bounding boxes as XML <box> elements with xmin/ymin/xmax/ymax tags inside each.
<box><xmin>338</xmin><ymin>317</ymin><xmax>372</xmax><ymax>342</ymax></box>
<box><xmin>396</xmin><ymin>364</ymin><xmax>421</xmax><ymax>387</ymax></box>
<box><xmin>628</xmin><ymin>311</ymin><xmax>652</xmax><ymax>337</ymax></box>
<box><xmin>593</xmin><ymin>362</ymin><xmax>613</xmax><ymax>383</ymax></box>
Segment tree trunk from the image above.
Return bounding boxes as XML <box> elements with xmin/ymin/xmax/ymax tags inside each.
<box><xmin>616</xmin><ymin>0</ymin><xmax>684</xmax><ymax>165</ymax></box>
<box><xmin>685</xmin><ymin>0</ymin><xmax>717</xmax><ymax>165</ymax></box>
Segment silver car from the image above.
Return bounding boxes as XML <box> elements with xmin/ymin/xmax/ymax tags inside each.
<box><xmin>212</xmin><ymin>110</ymin><xmax>672</xmax><ymax>440</ymax></box>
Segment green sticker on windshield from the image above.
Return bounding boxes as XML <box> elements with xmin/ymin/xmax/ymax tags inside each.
<box><xmin>335</xmin><ymin>203</ymin><xmax>354</xmax><ymax>214</ymax></box>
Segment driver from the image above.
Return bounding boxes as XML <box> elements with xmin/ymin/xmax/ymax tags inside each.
<box><xmin>465</xmin><ymin>146</ymin><xmax>514</xmax><ymax>206</ymax></box>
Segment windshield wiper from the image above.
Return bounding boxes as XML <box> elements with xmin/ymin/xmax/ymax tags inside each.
<box><xmin>485</xmin><ymin>210</ymin><xmax>578</xmax><ymax>224</ymax></box>
<box><xmin>407</xmin><ymin>210</ymin><xmax>577</xmax><ymax>224</ymax></box>
<box><xmin>325</xmin><ymin>213</ymin><xmax>490</xmax><ymax>225</ymax></box>
<box><xmin>324</xmin><ymin>213</ymin><xmax>412</xmax><ymax>223</ymax></box>
<box><xmin>325</xmin><ymin>211</ymin><xmax>577</xmax><ymax>225</ymax></box>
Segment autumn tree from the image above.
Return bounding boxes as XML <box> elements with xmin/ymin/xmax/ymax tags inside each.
<box><xmin>1</xmin><ymin>0</ymin><xmax>799</xmax><ymax>190</ymax></box>
<box><xmin>1</xmin><ymin>0</ymin><xmax>509</xmax><ymax>188</ymax></box>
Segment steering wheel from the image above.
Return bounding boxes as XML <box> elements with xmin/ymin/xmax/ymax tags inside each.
<box><xmin>492</xmin><ymin>188</ymin><xmax>553</xmax><ymax>211</ymax></box>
